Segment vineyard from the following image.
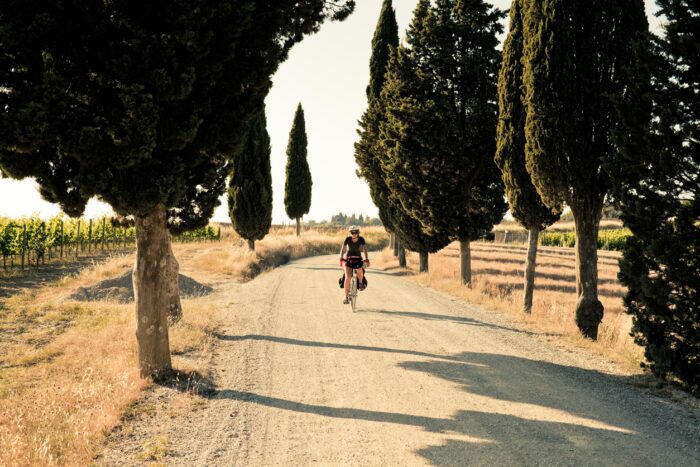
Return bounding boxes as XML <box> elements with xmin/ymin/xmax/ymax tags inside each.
<box><xmin>494</xmin><ymin>227</ymin><xmax>631</xmax><ymax>251</ymax></box>
<box><xmin>539</xmin><ymin>228</ymin><xmax>631</xmax><ymax>251</ymax></box>
<box><xmin>540</xmin><ymin>229</ymin><xmax>632</xmax><ymax>251</ymax></box>
<box><xmin>0</xmin><ymin>216</ymin><xmax>220</xmax><ymax>271</ymax></box>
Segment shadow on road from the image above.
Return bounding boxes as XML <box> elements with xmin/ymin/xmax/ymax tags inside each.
<box><xmin>213</xmin><ymin>350</ymin><xmax>698</xmax><ymax>465</ymax></box>
<box><xmin>216</xmin><ymin>334</ymin><xmax>463</xmax><ymax>362</ymax></box>
<box><xmin>358</xmin><ymin>309</ymin><xmax>548</xmax><ymax>336</ymax></box>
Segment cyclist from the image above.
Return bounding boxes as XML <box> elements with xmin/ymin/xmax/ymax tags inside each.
<box><xmin>339</xmin><ymin>225</ymin><xmax>369</xmax><ymax>304</ymax></box>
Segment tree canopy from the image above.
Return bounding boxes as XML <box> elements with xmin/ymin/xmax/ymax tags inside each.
<box><xmin>0</xmin><ymin>1</ymin><xmax>354</xmax><ymax>224</ymax></box>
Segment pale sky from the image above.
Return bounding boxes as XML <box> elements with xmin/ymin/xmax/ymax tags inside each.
<box><xmin>0</xmin><ymin>0</ymin><xmax>662</xmax><ymax>224</ymax></box>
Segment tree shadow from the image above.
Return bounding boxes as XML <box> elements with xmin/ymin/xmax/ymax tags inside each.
<box><xmin>477</xmin><ymin>280</ymin><xmax>624</xmax><ymax>299</ymax></box>
<box><xmin>476</xmin><ymin>267</ymin><xmax>622</xmax><ymax>287</ymax></box>
<box><xmin>215</xmin><ymin>333</ymin><xmax>463</xmax><ymax>362</ymax></box>
<box><xmin>0</xmin><ymin>254</ymin><xmax>118</xmax><ymax>298</ymax></box>
<box><xmin>357</xmin><ymin>309</ymin><xmax>543</xmax><ymax>336</ymax></box>
<box><xmin>401</xmin><ymin>352</ymin><xmax>698</xmax><ymax>465</ymax></box>
<box><xmin>153</xmin><ymin>368</ymin><xmax>216</xmax><ymax>396</ymax></box>
<box><xmin>288</xmin><ymin>265</ymin><xmax>342</xmax><ymax>272</ymax></box>
<box><xmin>371</xmin><ymin>267</ymin><xmax>415</xmax><ymax>277</ymax></box>
<box><xmin>211</xmin><ymin>351</ymin><xmax>699</xmax><ymax>465</ymax></box>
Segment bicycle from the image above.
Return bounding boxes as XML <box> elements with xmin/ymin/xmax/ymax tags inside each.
<box><xmin>341</xmin><ymin>256</ymin><xmax>367</xmax><ymax>312</ymax></box>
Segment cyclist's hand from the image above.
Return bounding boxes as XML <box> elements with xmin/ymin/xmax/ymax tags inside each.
<box><xmin>364</xmin><ymin>259</ymin><xmax>370</xmax><ymax>268</ymax></box>
<box><xmin>339</xmin><ymin>258</ymin><xmax>345</xmax><ymax>267</ymax></box>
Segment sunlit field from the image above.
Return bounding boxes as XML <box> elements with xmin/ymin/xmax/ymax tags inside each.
<box><xmin>376</xmin><ymin>241</ymin><xmax>642</xmax><ymax>370</ymax></box>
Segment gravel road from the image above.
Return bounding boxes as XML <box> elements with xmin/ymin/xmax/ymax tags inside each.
<box><xmin>99</xmin><ymin>254</ymin><xmax>700</xmax><ymax>466</ymax></box>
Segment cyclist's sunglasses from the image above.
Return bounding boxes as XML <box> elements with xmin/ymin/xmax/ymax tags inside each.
<box><xmin>350</xmin><ymin>230</ymin><xmax>359</xmax><ymax>235</ymax></box>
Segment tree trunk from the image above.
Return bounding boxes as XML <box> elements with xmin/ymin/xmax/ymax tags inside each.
<box><xmin>523</xmin><ymin>227</ymin><xmax>540</xmax><ymax>314</ymax></box>
<box><xmin>398</xmin><ymin>242</ymin><xmax>407</xmax><ymax>268</ymax></box>
<box><xmin>392</xmin><ymin>233</ymin><xmax>399</xmax><ymax>257</ymax></box>
<box><xmin>419</xmin><ymin>251</ymin><xmax>428</xmax><ymax>273</ymax></box>
<box><xmin>247</xmin><ymin>238</ymin><xmax>255</xmax><ymax>251</ymax></box>
<box><xmin>460</xmin><ymin>240</ymin><xmax>471</xmax><ymax>286</ymax></box>
<box><xmin>295</xmin><ymin>217</ymin><xmax>301</xmax><ymax>237</ymax></box>
<box><xmin>572</xmin><ymin>205</ymin><xmax>604</xmax><ymax>340</ymax></box>
<box><xmin>133</xmin><ymin>205</ymin><xmax>174</xmax><ymax>379</ymax></box>
<box><xmin>164</xmin><ymin>251</ymin><xmax>182</xmax><ymax>324</ymax></box>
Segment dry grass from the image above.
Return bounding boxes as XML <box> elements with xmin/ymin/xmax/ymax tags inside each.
<box><xmin>0</xmin><ymin>252</ymin><xmax>219</xmax><ymax>466</ymax></box>
<box><xmin>191</xmin><ymin>225</ymin><xmax>388</xmax><ymax>279</ymax></box>
<box><xmin>376</xmin><ymin>241</ymin><xmax>643</xmax><ymax>371</ymax></box>
<box><xmin>0</xmin><ymin>227</ymin><xmax>388</xmax><ymax>466</ymax></box>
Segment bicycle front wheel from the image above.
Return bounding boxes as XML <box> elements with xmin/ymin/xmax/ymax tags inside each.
<box><xmin>350</xmin><ymin>276</ymin><xmax>357</xmax><ymax>312</ymax></box>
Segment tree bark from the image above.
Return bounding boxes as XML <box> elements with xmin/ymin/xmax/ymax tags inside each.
<box><xmin>392</xmin><ymin>233</ymin><xmax>399</xmax><ymax>256</ymax></box>
<box><xmin>460</xmin><ymin>240</ymin><xmax>472</xmax><ymax>286</ymax></box>
<box><xmin>295</xmin><ymin>217</ymin><xmax>301</xmax><ymax>237</ymax></box>
<box><xmin>247</xmin><ymin>238</ymin><xmax>255</xmax><ymax>251</ymax></box>
<box><xmin>523</xmin><ymin>227</ymin><xmax>540</xmax><ymax>314</ymax></box>
<box><xmin>572</xmin><ymin>205</ymin><xmax>604</xmax><ymax>340</ymax></box>
<box><xmin>133</xmin><ymin>205</ymin><xmax>174</xmax><ymax>379</ymax></box>
<box><xmin>164</xmin><ymin>251</ymin><xmax>183</xmax><ymax>324</ymax></box>
<box><xmin>398</xmin><ymin>242</ymin><xmax>407</xmax><ymax>268</ymax></box>
<box><xmin>419</xmin><ymin>251</ymin><xmax>429</xmax><ymax>273</ymax></box>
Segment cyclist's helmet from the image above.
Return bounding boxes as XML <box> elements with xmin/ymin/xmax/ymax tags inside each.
<box><xmin>348</xmin><ymin>225</ymin><xmax>360</xmax><ymax>235</ymax></box>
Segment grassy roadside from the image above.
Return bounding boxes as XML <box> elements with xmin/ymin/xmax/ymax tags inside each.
<box><xmin>0</xmin><ymin>226</ymin><xmax>387</xmax><ymax>466</ymax></box>
<box><xmin>194</xmin><ymin>226</ymin><xmax>388</xmax><ymax>279</ymax></box>
<box><xmin>375</xmin><ymin>242</ymin><xmax>644</xmax><ymax>372</ymax></box>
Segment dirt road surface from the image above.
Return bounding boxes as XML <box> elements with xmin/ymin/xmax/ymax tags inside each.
<box><xmin>99</xmin><ymin>255</ymin><xmax>700</xmax><ymax>466</ymax></box>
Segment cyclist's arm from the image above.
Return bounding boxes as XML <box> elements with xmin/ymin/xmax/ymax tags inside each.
<box><xmin>339</xmin><ymin>242</ymin><xmax>347</xmax><ymax>260</ymax></box>
<box><xmin>363</xmin><ymin>244</ymin><xmax>369</xmax><ymax>261</ymax></box>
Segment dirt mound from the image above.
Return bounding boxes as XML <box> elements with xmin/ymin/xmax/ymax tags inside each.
<box><xmin>70</xmin><ymin>271</ymin><xmax>213</xmax><ymax>303</ymax></box>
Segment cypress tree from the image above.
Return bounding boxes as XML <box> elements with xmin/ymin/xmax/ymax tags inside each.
<box><xmin>379</xmin><ymin>0</ymin><xmax>507</xmax><ymax>280</ymax></box>
<box><xmin>355</xmin><ymin>0</ymin><xmax>403</xmax><ymax>264</ymax></box>
<box><xmin>0</xmin><ymin>1</ymin><xmax>354</xmax><ymax>377</ymax></box>
<box><xmin>367</xmin><ymin>0</ymin><xmax>399</xmax><ymax>102</ymax></box>
<box><xmin>375</xmin><ymin>0</ymin><xmax>449</xmax><ymax>272</ymax></box>
<box><xmin>284</xmin><ymin>103</ymin><xmax>312</xmax><ymax>237</ymax></box>
<box><xmin>228</xmin><ymin>110</ymin><xmax>273</xmax><ymax>251</ymax></box>
<box><xmin>612</xmin><ymin>0</ymin><xmax>699</xmax><ymax>393</ymax></box>
<box><xmin>521</xmin><ymin>0</ymin><xmax>648</xmax><ymax>339</ymax></box>
<box><xmin>496</xmin><ymin>0</ymin><xmax>560</xmax><ymax>313</ymax></box>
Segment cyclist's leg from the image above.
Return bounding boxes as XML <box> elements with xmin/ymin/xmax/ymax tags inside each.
<box><xmin>357</xmin><ymin>267</ymin><xmax>364</xmax><ymax>289</ymax></box>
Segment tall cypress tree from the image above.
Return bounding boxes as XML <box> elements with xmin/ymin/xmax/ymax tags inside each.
<box><xmin>521</xmin><ymin>0</ymin><xmax>648</xmax><ymax>339</ymax></box>
<box><xmin>496</xmin><ymin>0</ymin><xmax>560</xmax><ymax>313</ymax></box>
<box><xmin>378</xmin><ymin>0</ymin><xmax>507</xmax><ymax>280</ymax></box>
<box><xmin>355</xmin><ymin>0</ymin><xmax>404</xmax><ymax>264</ymax></box>
<box><xmin>612</xmin><ymin>0</ymin><xmax>699</xmax><ymax>393</ymax></box>
<box><xmin>284</xmin><ymin>103</ymin><xmax>312</xmax><ymax>237</ymax></box>
<box><xmin>367</xmin><ymin>0</ymin><xmax>399</xmax><ymax>102</ymax></box>
<box><xmin>228</xmin><ymin>110</ymin><xmax>273</xmax><ymax>251</ymax></box>
<box><xmin>376</xmin><ymin>0</ymin><xmax>449</xmax><ymax>272</ymax></box>
<box><xmin>0</xmin><ymin>1</ymin><xmax>354</xmax><ymax>377</ymax></box>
